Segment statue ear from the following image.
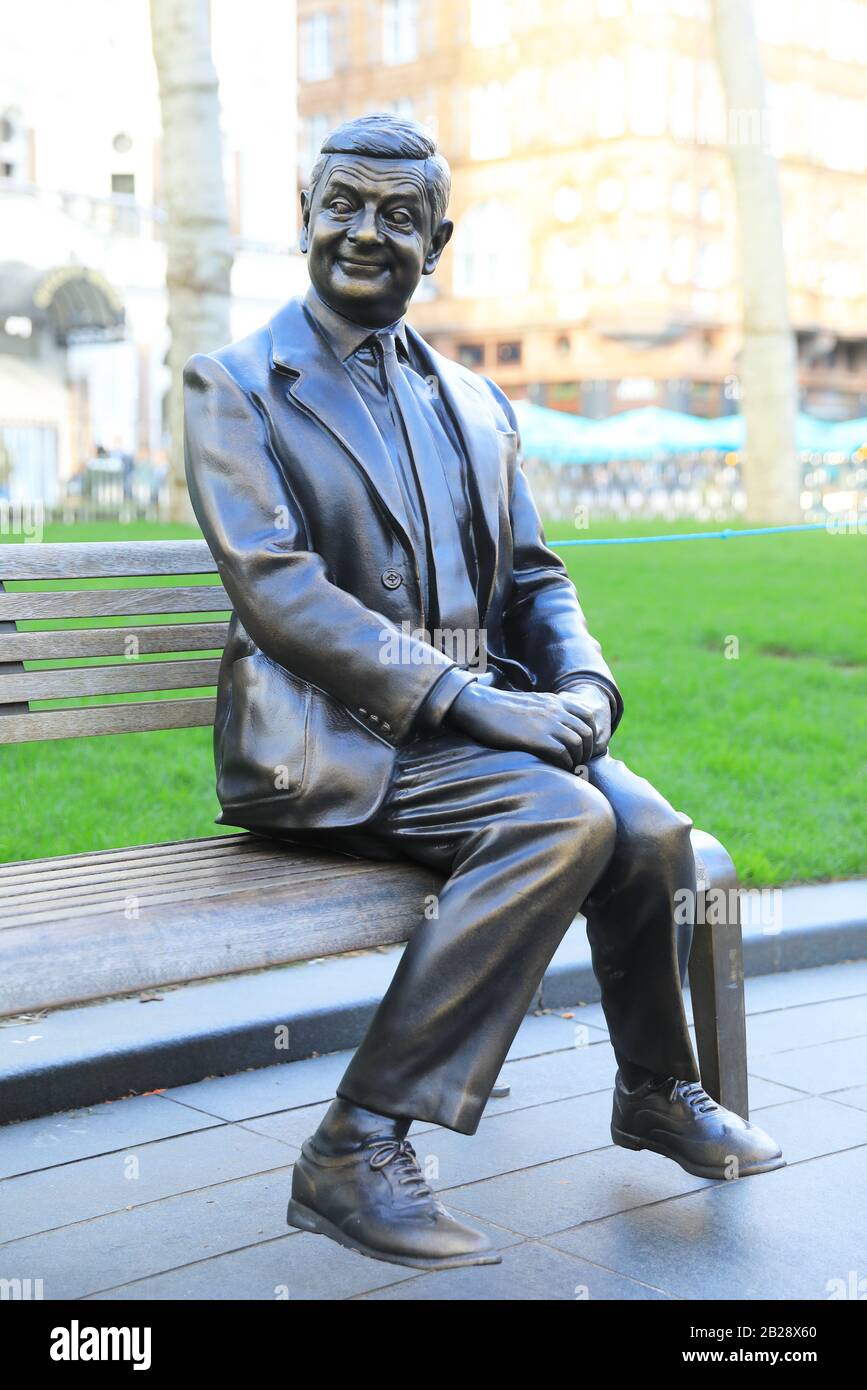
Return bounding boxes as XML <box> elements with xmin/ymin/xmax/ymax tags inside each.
<box><xmin>423</xmin><ymin>218</ymin><xmax>453</xmax><ymax>274</ymax></box>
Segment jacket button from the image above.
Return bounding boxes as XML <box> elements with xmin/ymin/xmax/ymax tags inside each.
<box><xmin>381</xmin><ymin>568</ymin><xmax>403</xmax><ymax>590</ymax></box>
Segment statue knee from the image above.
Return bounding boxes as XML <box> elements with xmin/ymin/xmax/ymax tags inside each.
<box><xmin>535</xmin><ymin>771</ymin><xmax>617</xmax><ymax>870</ymax></box>
<box><xmin>621</xmin><ymin>796</ymin><xmax>693</xmax><ymax>871</ymax></box>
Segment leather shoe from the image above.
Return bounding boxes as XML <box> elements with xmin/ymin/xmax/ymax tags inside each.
<box><xmin>611</xmin><ymin>1072</ymin><xmax>785</xmax><ymax>1180</ymax></box>
<box><xmin>288</xmin><ymin>1133</ymin><xmax>501</xmax><ymax>1270</ymax></box>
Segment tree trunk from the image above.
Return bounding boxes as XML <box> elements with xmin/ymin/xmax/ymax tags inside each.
<box><xmin>710</xmin><ymin>0</ymin><xmax>800</xmax><ymax>523</ymax></box>
<box><xmin>150</xmin><ymin>0</ymin><xmax>233</xmax><ymax>524</ymax></box>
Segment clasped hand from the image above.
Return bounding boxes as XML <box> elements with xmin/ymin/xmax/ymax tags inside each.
<box><xmin>446</xmin><ymin>680</ymin><xmax>612</xmax><ymax>773</ymax></box>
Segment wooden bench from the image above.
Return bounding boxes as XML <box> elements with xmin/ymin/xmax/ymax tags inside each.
<box><xmin>0</xmin><ymin>539</ymin><xmax>750</xmax><ymax>1118</ymax></box>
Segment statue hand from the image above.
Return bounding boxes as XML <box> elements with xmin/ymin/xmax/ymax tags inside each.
<box><xmin>446</xmin><ymin>683</ymin><xmax>595</xmax><ymax>771</ymax></box>
<box><xmin>556</xmin><ymin>683</ymin><xmax>613</xmax><ymax>759</ymax></box>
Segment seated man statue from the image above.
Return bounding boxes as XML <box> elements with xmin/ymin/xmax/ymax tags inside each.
<box><xmin>183</xmin><ymin>114</ymin><xmax>784</xmax><ymax>1272</ymax></box>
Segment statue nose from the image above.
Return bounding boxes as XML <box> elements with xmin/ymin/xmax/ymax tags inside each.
<box><xmin>349</xmin><ymin>207</ymin><xmax>383</xmax><ymax>243</ymax></box>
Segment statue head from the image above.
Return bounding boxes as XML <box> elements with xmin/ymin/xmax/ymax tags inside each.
<box><xmin>300</xmin><ymin>113</ymin><xmax>453</xmax><ymax>328</ymax></box>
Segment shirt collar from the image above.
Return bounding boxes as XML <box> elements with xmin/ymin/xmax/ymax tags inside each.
<box><xmin>303</xmin><ymin>284</ymin><xmax>409</xmax><ymax>362</ymax></box>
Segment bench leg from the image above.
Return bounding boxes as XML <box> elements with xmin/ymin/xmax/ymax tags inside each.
<box><xmin>687</xmin><ymin>828</ymin><xmax>749</xmax><ymax>1120</ymax></box>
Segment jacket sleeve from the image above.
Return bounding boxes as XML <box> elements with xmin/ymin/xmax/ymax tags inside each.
<box><xmin>482</xmin><ymin>377</ymin><xmax>624</xmax><ymax>734</ymax></box>
<box><xmin>183</xmin><ymin>351</ymin><xmax>474</xmax><ymax>742</ymax></box>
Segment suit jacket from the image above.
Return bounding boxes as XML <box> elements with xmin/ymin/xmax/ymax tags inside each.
<box><xmin>183</xmin><ymin>295</ymin><xmax>623</xmax><ymax>834</ymax></box>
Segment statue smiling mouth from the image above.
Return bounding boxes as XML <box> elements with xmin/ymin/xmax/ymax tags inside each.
<box><xmin>338</xmin><ymin>256</ymin><xmax>388</xmax><ymax>275</ymax></box>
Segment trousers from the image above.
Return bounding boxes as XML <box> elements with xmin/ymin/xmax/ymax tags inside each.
<box><xmin>319</xmin><ymin>730</ymin><xmax>702</xmax><ymax>1135</ymax></box>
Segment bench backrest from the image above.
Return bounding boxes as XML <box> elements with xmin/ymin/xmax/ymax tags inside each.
<box><xmin>0</xmin><ymin>540</ymin><xmax>228</xmax><ymax>744</ymax></box>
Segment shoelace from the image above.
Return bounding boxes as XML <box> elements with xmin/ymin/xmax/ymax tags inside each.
<box><xmin>364</xmin><ymin>1137</ymin><xmax>433</xmax><ymax>1203</ymax></box>
<box><xmin>662</xmin><ymin>1078</ymin><xmax>719</xmax><ymax>1113</ymax></box>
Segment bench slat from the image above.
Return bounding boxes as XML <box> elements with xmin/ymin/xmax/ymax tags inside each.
<box><xmin>1</xmin><ymin>862</ymin><xmax>386</xmax><ymax>925</ymax></box>
<box><xmin>0</xmin><ymin>859</ymin><xmax>441</xmax><ymax>1015</ymax></box>
<box><xmin>0</xmin><ymin>845</ymin><xmax>309</xmax><ymax>896</ymax></box>
<box><xmin>0</xmin><ymin>697</ymin><xmax>217</xmax><ymax>743</ymax></box>
<box><xmin>0</xmin><ymin>585</ymin><xmax>231</xmax><ymax>620</ymax></box>
<box><xmin>0</xmin><ymin>540</ymin><xmax>217</xmax><ymax>581</ymax></box>
<box><xmin>0</xmin><ymin>834</ymin><xmax>260</xmax><ymax>879</ymax></box>
<box><xmin>0</xmin><ymin>622</ymin><xmax>229</xmax><ymax>661</ymax></box>
<box><xmin>0</xmin><ymin>657</ymin><xmax>220</xmax><ymax>703</ymax></box>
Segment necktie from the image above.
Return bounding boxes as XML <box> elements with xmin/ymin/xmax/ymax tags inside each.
<box><xmin>374</xmin><ymin>331</ymin><xmax>480</xmax><ymax>656</ymax></box>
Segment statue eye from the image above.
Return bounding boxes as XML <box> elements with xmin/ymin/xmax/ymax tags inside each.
<box><xmin>388</xmin><ymin>207</ymin><xmax>413</xmax><ymax>227</ymax></box>
<box><xmin>329</xmin><ymin>197</ymin><xmax>352</xmax><ymax>214</ymax></box>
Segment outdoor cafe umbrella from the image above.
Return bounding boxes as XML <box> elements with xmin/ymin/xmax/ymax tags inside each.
<box><xmin>510</xmin><ymin>399</ymin><xmax>592</xmax><ymax>465</ymax></box>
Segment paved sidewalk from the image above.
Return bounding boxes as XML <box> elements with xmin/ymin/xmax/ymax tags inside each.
<box><xmin>1</xmin><ymin>959</ymin><xmax>867</xmax><ymax>1301</ymax></box>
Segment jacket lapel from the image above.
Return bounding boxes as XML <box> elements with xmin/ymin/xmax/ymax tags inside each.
<box><xmin>408</xmin><ymin>329</ymin><xmax>502</xmax><ymax>620</ymax></box>
<box><xmin>269</xmin><ymin>298</ymin><xmax>414</xmax><ymax>552</ymax></box>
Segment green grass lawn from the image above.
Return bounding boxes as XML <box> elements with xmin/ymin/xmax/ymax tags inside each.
<box><xmin>1</xmin><ymin>517</ymin><xmax>865</xmax><ymax>885</ymax></box>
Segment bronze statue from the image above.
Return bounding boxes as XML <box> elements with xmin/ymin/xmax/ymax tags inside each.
<box><xmin>184</xmin><ymin>115</ymin><xmax>783</xmax><ymax>1272</ymax></box>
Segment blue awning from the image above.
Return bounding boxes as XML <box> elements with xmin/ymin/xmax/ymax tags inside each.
<box><xmin>513</xmin><ymin>402</ymin><xmax>850</xmax><ymax>464</ymax></box>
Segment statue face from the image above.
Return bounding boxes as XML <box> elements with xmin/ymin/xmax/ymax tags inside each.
<box><xmin>301</xmin><ymin>155</ymin><xmax>452</xmax><ymax>328</ymax></box>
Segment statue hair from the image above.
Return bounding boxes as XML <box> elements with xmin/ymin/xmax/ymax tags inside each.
<box><xmin>306</xmin><ymin>113</ymin><xmax>451</xmax><ymax>227</ymax></box>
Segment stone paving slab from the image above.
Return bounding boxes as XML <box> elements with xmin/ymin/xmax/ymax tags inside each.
<box><xmin>504</xmin><ymin>1011</ymin><xmax>609</xmax><ymax>1057</ymax></box>
<box><xmin>355</xmin><ymin>1237</ymin><xmax>676</xmax><ymax>1301</ymax></box>
<box><xmin>742</xmin><ymin>959</ymin><xmax>867</xmax><ymax>1012</ymax></box>
<box><xmin>86</xmin><ymin>1218</ymin><xmax>522</xmax><ymax>1302</ymax></box>
<box><xmin>545</xmin><ymin>1144</ymin><xmax>867</xmax><ymax>1302</ymax></box>
<box><xmin>443</xmin><ymin>1144</ymin><xmax>716</xmax><ymax>1238</ymax></box>
<box><xmin>0</xmin><ymin>1093</ymin><xmax>222</xmax><ymax>1181</ymax></box>
<box><xmin>824</xmin><ymin>1083</ymin><xmax>867</xmax><ymax>1113</ymax></box>
<box><xmin>749</xmin><ymin>1035</ymin><xmax>867</xmax><ymax>1092</ymax></box>
<box><xmin>2</xmin><ymin>959</ymin><xmax>866</xmax><ymax>1301</ymax></box>
<box><xmin>746</xmin><ymin>994</ymin><xmax>867</xmax><ymax>1054</ymax></box>
<box><xmin>745</xmin><ymin>1095</ymin><xmax>867</xmax><ymax>1164</ymax></box>
<box><xmin>158</xmin><ymin>1052</ymin><xmax>351</xmax><ymax>1122</ymax></box>
<box><xmin>0</xmin><ymin>1123</ymin><xmax>294</xmax><ymax>1244</ymax></box>
<box><xmin>745</xmin><ymin>1076</ymin><xmax>807</xmax><ymax>1109</ymax></box>
<box><xmin>0</xmin><ymin>1169</ymin><xmax>291</xmax><ymax>1300</ymax></box>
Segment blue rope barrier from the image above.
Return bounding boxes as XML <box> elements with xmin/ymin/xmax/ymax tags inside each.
<box><xmin>550</xmin><ymin>523</ymin><xmax>831</xmax><ymax>547</ymax></box>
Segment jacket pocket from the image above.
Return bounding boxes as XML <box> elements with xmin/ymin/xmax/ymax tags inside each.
<box><xmin>217</xmin><ymin>651</ymin><xmax>311</xmax><ymax>807</ymax></box>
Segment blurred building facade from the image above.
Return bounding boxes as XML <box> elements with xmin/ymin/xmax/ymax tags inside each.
<box><xmin>0</xmin><ymin>0</ymin><xmax>304</xmax><ymax>507</ymax></box>
<box><xmin>296</xmin><ymin>0</ymin><xmax>867</xmax><ymax>422</ymax></box>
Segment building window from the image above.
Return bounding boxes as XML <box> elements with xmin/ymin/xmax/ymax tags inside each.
<box><xmin>696</xmin><ymin>242</ymin><xmax>725</xmax><ymax>290</ymax></box>
<box><xmin>470</xmin><ymin>0</ymin><xmax>511</xmax><ymax>47</ymax></box>
<box><xmin>596</xmin><ymin>56</ymin><xmax>625</xmax><ymax>138</ymax></box>
<box><xmin>469</xmin><ymin>82</ymin><xmax>511</xmax><ymax>160</ymax></box>
<box><xmin>300</xmin><ymin>12</ymin><xmax>333</xmax><ymax>82</ymax></box>
<box><xmin>111</xmin><ymin>173</ymin><xmax>138</xmax><ymax>235</ymax></box>
<box><xmin>669</xmin><ymin>235</ymin><xmax>692</xmax><ymax>285</ymax></box>
<box><xmin>596</xmin><ymin>178</ymin><xmax>623</xmax><ymax>213</ymax></box>
<box><xmin>497</xmin><ymin>341</ymin><xmax>521</xmax><ymax>365</ymax></box>
<box><xmin>454</xmin><ymin>201</ymin><xmax>528</xmax><ymax>298</ymax></box>
<box><xmin>457</xmin><ymin>342</ymin><xmax>485</xmax><ymax>368</ymax></box>
<box><xmin>0</xmin><ymin>108</ymin><xmax>24</xmax><ymax>180</ymax></box>
<box><xmin>670</xmin><ymin>55</ymin><xmax>695</xmax><ymax>140</ymax></box>
<box><xmin>543</xmin><ymin>237</ymin><xmax>584</xmax><ymax>291</ymax></box>
<box><xmin>379</xmin><ymin>96</ymin><xmax>416</xmax><ymax>121</ymax></box>
<box><xmin>382</xmin><ymin>0</ymin><xmax>418</xmax><ymax>66</ymax></box>
<box><xmin>553</xmin><ymin>185</ymin><xmax>582</xmax><ymax>224</ymax></box>
<box><xmin>628</xmin><ymin>49</ymin><xmax>668</xmax><ymax>136</ymax></box>
<box><xmin>699</xmin><ymin>185</ymin><xmax>722</xmax><ymax>222</ymax></box>
<box><xmin>299</xmin><ymin>113</ymin><xmax>331</xmax><ymax>181</ymax></box>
